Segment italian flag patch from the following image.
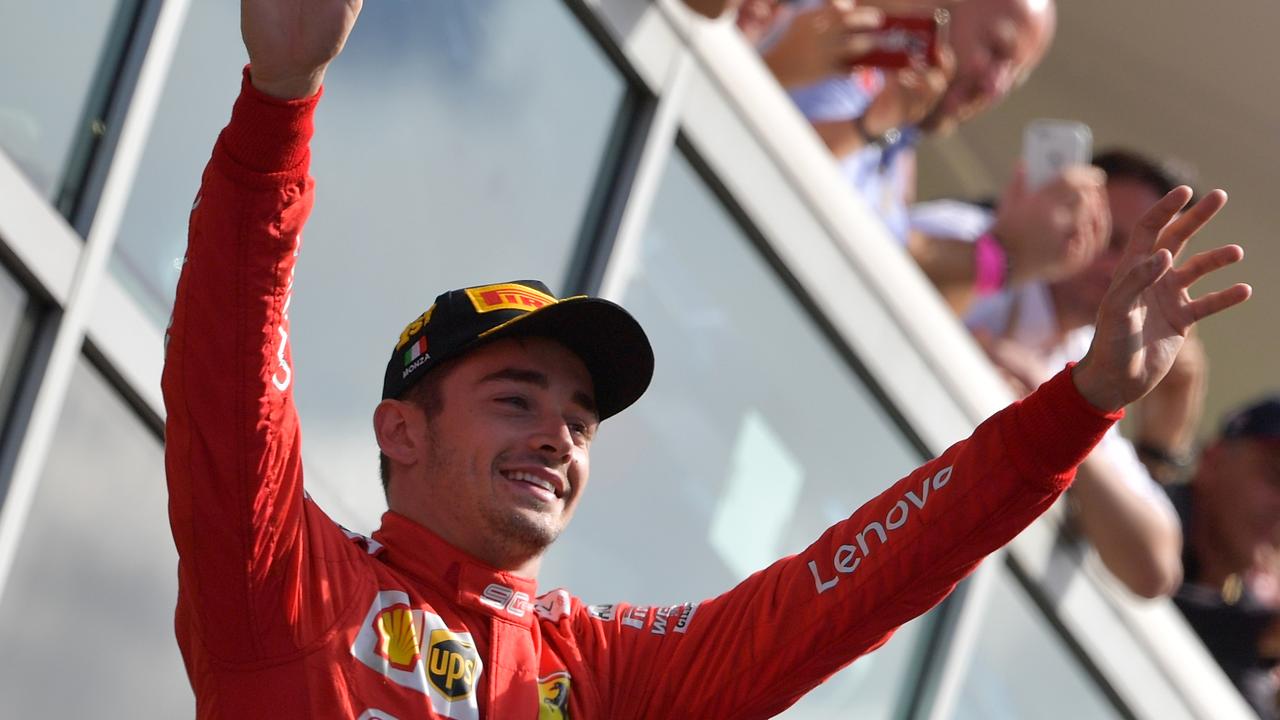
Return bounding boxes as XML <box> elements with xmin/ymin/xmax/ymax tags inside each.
<box><xmin>403</xmin><ymin>336</ymin><xmax>428</xmax><ymax>367</ymax></box>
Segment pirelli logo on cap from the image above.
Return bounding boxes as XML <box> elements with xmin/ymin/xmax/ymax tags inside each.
<box><xmin>466</xmin><ymin>283</ymin><xmax>556</xmax><ymax>314</ymax></box>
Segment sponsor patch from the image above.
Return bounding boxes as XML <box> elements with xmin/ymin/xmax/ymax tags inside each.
<box><xmin>808</xmin><ymin>465</ymin><xmax>953</xmax><ymax>594</ymax></box>
<box><xmin>352</xmin><ymin>591</ymin><xmax>483</xmax><ymax>720</ymax></box>
<box><xmin>538</xmin><ymin>671</ymin><xmax>571</xmax><ymax>720</ymax></box>
<box><xmin>534</xmin><ymin>590</ymin><xmax>572</xmax><ymax>623</ymax></box>
<box><xmin>466</xmin><ymin>283</ymin><xmax>556</xmax><ymax>314</ymax></box>
<box><xmin>374</xmin><ymin>605</ymin><xmax>424</xmax><ymax>671</ymax></box>
<box><xmin>402</xmin><ymin>352</ymin><xmax>430</xmax><ymax>378</ymax></box>
<box><xmin>403</xmin><ymin>336</ymin><xmax>429</xmax><ymax>367</ymax></box>
<box><xmin>673</xmin><ymin>603</ymin><xmax>698</xmax><ymax>634</ymax></box>
<box><xmin>426</xmin><ymin>629</ymin><xmax>481</xmax><ymax>701</ymax></box>
<box><xmin>586</xmin><ymin>604</ymin><xmax>615</xmax><ymax>621</ymax></box>
<box><xmin>479</xmin><ymin>583</ymin><xmax>530</xmax><ymax>618</ymax></box>
<box><xmin>620</xmin><ymin>606</ymin><xmax>649</xmax><ymax>630</ymax></box>
<box><xmin>396</xmin><ymin>306</ymin><xmax>436</xmax><ymax>350</ymax></box>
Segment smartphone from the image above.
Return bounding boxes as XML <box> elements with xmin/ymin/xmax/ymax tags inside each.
<box><xmin>858</xmin><ymin>8</ymin><xmax>950</xmax><ymax>69</ymax></box>
<box><xmin>1023</xmin><ymin>120</ymin><xmax>1092</xmax><ymax>190</ymax></box>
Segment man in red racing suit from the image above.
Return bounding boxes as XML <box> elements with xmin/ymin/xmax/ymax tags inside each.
<box><xmin>162</xmin><ymin>2</ymin><xmax>1251</xmax><ymax>718</ymax></box>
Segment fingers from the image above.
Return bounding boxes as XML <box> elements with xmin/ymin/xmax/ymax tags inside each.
<box><xmin>1169</xmin><ymin>244</ymin><xmax>1245</xmax><ymax>289</ymax></box>
<box><xmin>1109</xmin><ymin>248</ymin><xmax>1173</xmax><ymax>310</ymax></box>
<box><xmin>1186</xmin><ymin>283</ymin><xmax>1252</xmax><ymax>323</ymax></box>
<box><xmin>1124</xmin><ymin>186</ymin><xmax>1195</xmax><ymax>263</ymax></box>
<box><xmin>1156</xmin><ymin>189</ymin><xmax>1228</xmax><ymax>260</ymax></box>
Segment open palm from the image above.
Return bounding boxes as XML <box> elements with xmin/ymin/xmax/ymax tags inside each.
<box><xmin>1074</xmin><ymin>187</ymin><xmax>1250</xmax><ymax>412</ymax></box>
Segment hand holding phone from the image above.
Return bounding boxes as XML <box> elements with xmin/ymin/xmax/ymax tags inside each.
<box><xmin>1023</xmin><ymin>119</ymin><xmax>1092</xmax><ymax>190</ymax></box>
<box><xmin>858</xmin><ymin>8</ymin><xmax>950</xmax><ymax>69</ymax></box>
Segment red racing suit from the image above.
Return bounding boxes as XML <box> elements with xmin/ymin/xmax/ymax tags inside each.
<box><xmin>162</xmin><ymin>73</ymin><xmax>1121</xmax><ymax>719</ymax></box>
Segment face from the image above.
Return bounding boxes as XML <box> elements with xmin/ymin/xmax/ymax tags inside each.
<box><xmin>1197</xmin><ymin>439</ymin><xmax>1280</xmax><ymax>570</ymax></box>
<box><xmin>1049</xmin><ymin>178</ymin><xmax>1164</xmax><ymax>330</ymax></box>
<box><xmin>924</xmin><ymin>0</ymin><xmax>1055</xmax><ymax>132</ymax></box>
<box><xmin>394</xmin><ymin>336</ymin><xmax>598</xmax><ymax>569</ymax></box>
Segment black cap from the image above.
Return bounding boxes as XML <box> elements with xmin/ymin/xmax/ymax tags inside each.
<box><xmin>382</xmin><ymin>280</ymin><xmax>653</xmax><ymax>421</ymax></box>
<box><xmin>1220</xmin><ymin>395</ymin><xmax>1280</xmax><ymax>441</ymax></box>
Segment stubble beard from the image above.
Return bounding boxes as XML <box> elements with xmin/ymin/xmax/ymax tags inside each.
<box><xmin>424</xmin><ymin>422</ymin><xmax>563</xmax><ymax>565</ymax></box>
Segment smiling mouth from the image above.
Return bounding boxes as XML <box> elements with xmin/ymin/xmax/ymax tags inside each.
<box><xmin>502</xmin><ymin>470</ymin><xmax>563</xmax><ymax>499</ymax></box>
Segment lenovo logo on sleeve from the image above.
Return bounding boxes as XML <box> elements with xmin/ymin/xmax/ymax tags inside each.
<box><xmin>808</xmin><ymin>465</ymin><xmax>953</xmax><ymax>594</ymax></box>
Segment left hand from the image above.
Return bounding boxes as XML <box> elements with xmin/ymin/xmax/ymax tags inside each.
<box><xmin>1072</xmin><ymin>187</ymin><xmax>1250</xmax><ymax>412</ymax></box>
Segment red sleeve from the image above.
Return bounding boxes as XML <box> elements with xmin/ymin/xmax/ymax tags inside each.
<box><xmin>562</xmin><ymin>366</ymin><xmax>1120</xmax><ymax>719</ymax></box>
<box><xmin>162</xmin><ymin>69</ymin><xmax>365</xmax><ymax>662</ymax></box>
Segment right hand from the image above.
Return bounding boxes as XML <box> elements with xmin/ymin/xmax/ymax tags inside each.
<box><xmin>992</xmin><ymin>163</ymin><xmax>1111</xmax><ymax>286</ymax></box>
<box><xmin>763</xmin><ymin>2</ymin><xmax>886</xmax><ymax>89</ymax></box>
<box><xmin>242</xmin><ymin>0</ymin><xmax>364</xmax><ymax>99</ymax></box>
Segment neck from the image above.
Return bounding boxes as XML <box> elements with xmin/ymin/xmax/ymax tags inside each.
<box><xmin>388</xmin><ymin>498</ymin><xmax>545</xmax><ymax>579</ymax></box>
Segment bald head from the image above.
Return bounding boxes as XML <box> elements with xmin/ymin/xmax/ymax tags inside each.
<box><xmin>921</xmin><ymin>0</ymin><xmax>1056</xmax><ymax>133</ymax></box>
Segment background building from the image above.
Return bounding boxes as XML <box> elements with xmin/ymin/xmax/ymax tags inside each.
<box><xmin>0</xmin><ymin>0</ymin><xmax>1268</xmax><ymax>717</ymax></box>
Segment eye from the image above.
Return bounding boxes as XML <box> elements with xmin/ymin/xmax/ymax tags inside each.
<box><xmin>497</xmin><ymin>395</ymin><xmax>530</xmax><ymax>410</ymax></box>
<box><xmin>567</xmin><ymin>420</ymin><xmax>595</xmax><ymax>442</ymax></box>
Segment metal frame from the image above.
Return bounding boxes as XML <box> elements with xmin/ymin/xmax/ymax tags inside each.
<box><xmin>0</xmin><ymin>0</ymin><xmax>192</xmax><ymax>605</ymax></box>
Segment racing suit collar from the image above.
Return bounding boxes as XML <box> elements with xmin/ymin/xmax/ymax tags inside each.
<box><xmin>372</xmin><ymin>511</ymin><xmax>540</xmax><ymax>626</ymax></box>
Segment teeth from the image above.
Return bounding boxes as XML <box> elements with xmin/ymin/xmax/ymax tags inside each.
<box><xmin>506</xmin><ymin>471</ymin><xmax>556</xmax><ymax>495</ymax></box>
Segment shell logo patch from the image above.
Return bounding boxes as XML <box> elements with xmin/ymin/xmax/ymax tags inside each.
<box><xmin>352</xmin><ymin>591</ymin><xmax>483</xmax><ymax>720</ymax></box>
<box><xmin>538</xmin><ymin>671</ymin><xmax>571</xmax><ymax>720</ymax></box>
<box><xmin>466</xmin><ymin>283</ymin><xmax>556</xmax><ymax>314</ymax></box>
<box><xmin>373</xmin><ymin>605</ymin><xmax>423</xmax><ymax>671</ymax></box>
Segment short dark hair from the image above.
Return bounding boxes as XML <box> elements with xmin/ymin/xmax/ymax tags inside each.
<box><xmin>1092</xmin><ymin>148</ymin><xmax>1198</xmax><ymax>200</ymax></box>
<box><xmin>379</xmin><ymin>363</ymin><xmax>450</xmax><ymax>499</ymax></box>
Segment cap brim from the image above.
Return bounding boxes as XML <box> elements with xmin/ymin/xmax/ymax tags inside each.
<box><xmin>476</xmin><ymin>297</ymin><xmax>654</xmax><ymax>421</ymax></box>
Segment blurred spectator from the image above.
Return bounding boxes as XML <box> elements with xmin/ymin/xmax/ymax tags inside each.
<box><xmin>1168</xmin><ymin>397</ymin><xmax>1280</xmax><ymax>719</ymax></box>
<box><xmin>963</xmin><ymin>149</ymin><xmax>1198</xmax><ymax>598</ymax></box>
<box><xmin>747</xmin><ymin>2</ymin><xmax>886</xmax><ymax>89</ymax></box>
<box><xmin>910</xmin><ymin>163</ymin><xmax>1109</xmax><ymax>314</ymax></box>
<box><xmin>786</xmin><ymin>0</ymin><xmax>1056</xmax><ymax>241</ymax></box>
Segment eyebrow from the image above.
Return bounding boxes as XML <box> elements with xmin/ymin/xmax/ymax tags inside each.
<box><xmin>479</xmin><ymin>367</ymin><xmax>598</xmax><ymax>417</ymax></box>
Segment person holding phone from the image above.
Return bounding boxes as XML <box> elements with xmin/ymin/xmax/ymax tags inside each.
<box><xmin>963</xmin><ymin>149</ymin><xmax>1207</xmax><ymax>599</ymax></box>
<box><xmin>788</xmin><ymin>0</ymin><xmax>1055</xmax><ymax>243</ymax></box>
<box><xmin>163</xmin><ymin>1</ymin><xmax>1251</xmax><ymax>716</ymax></box>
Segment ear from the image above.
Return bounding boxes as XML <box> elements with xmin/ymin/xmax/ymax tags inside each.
<box><xmin>373</xmin><ymin>399</ymin><xmax>425</xmax><ymax>467</ymax></box>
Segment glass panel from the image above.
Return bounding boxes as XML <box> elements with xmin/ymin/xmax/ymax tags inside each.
<box><xmin>952</xmin><ymin>565</ymin><xmax>1123</xmax><ymax>720</ymax></box>
<box><xmin>0</xmin><ymin>359</ymin><xmax>192</xmax><ymax>717</ymax></box>
<box><xmin>540</xmin><ymin>149</ymin><xmax>929</xmax><ymax>719</ymax></box>
<box><xmin>112</xmin><ymin>0</ymin><xmax>630</xmax><ymax>526</ymax></box>
<box><xmin>0</xmin><ymin>266</ymin><xmax>25</xmax><ymax>387</ymax></box>
<box><xmin>0</xmin><ymin>2</ymin><xmax>129</xmax><ymax>197</ymax></box>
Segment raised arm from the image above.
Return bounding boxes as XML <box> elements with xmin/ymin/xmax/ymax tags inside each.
<box><xmin>162</xmin><ymin>0</ymin><xmax>364</xmax><ymax>663</ymax></box>
<box><xmin>561</xmin><ymin>187</ymin><xmax>1248</xmax><ymax>718</ymax></box>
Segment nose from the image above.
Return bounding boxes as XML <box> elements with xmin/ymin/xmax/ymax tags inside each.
<box><xmin>529</xmin><ymin>412</ymin><xmax>574</xmax><ymax>463</ymax></box>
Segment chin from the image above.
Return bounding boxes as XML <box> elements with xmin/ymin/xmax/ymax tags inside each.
<box><xmin>495</xmin><ymin>508</ymin><xmax>564</xmax><ymax>551</ymax></box>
